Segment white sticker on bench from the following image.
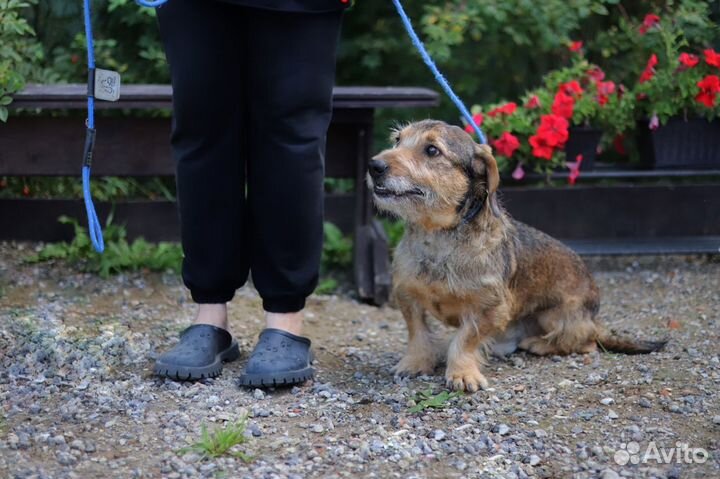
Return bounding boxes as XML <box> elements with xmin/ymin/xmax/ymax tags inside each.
<box><xmin>94</xmin><ymin>69</ymin><xmax>121</xmax><ymax>102</ymax></box>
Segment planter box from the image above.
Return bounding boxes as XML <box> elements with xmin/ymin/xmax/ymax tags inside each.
<box><xmin>637</xmin><ymin>117</ymin><xmax>720</xmax><ymax>169</ymax></box>
<box><xmin>565</xmin><ymin>127</ymin><xmax>602</xmax><ymax>171</ymax></box>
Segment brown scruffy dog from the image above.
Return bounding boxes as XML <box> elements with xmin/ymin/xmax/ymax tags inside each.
<box><xmin>367</xmin><ymin>120</ymin><xmax>665</xmax><ymax>392</ymax></box>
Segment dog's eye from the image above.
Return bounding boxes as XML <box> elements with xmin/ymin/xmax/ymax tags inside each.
<box><xmin>425</xmin><ymin>145</ymin><xmax>440</xmax><ymax>157</ymax></box>
<box><xmin>394</xmin><ymin>136</ymin><xmax>401</xmax><ymax>146</ymax></box>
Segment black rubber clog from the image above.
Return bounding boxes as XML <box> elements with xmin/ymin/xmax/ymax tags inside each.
<box><xmin>154</xmin><ymin>324</ymin><xmax>240</xmax><ymax>381</ymax></box>
<box><xmin>238</xmin><ymin>328</ymin><xmax>314</xmax><ymax>387</ymax></box>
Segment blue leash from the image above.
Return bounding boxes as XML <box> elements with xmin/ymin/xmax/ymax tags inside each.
<box><xmin>82</xmin><ymin>0</ymin><xmax>103</xmax><ymax>252</ymax></box>
<box><xmin>390</xmin><ymin>0</ymin><xmax>487</xmax><ymax>145</ymax></box>
<box><xmin>80</xmin><ymin>0</ymin><xmax>484</xmax><ymax>253</ymax></box>
<box><xmin>81</xmin><ymin>0</ymin><xmax>168</xmax><ymax>252</ymax></box>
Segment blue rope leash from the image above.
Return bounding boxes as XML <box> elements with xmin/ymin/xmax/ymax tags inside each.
<box><xmin>81</xmin><ymin>0</ymin><xmax>168</xmax><ymax>252</ymax></box>
<box><xmin>82</xmin><ymin>0</ymin><xmax>103</xmax><ymax>252</ymax></box>
<box><xmin>390</xmin><ymin>0</ymin><xmax>487</xmax><ymax>145</ymax></box>
<box><xmin>81</xmin><ymin>0</ymin><xmax>483</xmax><ymax>253</ymax></box>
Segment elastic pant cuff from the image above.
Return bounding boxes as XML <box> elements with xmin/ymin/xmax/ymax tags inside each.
<box><xmin>190</xmin><ymin>289</ymin><xmax>236</xmax><ymax>304</ymax></box>
<box><xmin>263</xmin><ymin>297</ymin><xmax>306</xmax><ymax>313</ymax></box>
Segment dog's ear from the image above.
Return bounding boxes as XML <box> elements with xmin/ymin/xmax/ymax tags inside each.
<box><xmin>472</xmin><ymin>144</ymin><xmax>502</xmax><ymax>217</ymax></box>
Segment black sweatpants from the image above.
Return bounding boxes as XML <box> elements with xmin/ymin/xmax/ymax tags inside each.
<box><xmin>157</xmin><ymin>0</ymin><xmax>342</xmax><ymax>312</ymax></box>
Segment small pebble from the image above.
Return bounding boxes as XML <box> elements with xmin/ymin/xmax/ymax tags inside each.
<box><xmin>600</xmin><ymin>468</ymin><xmax>620</xmax><ymax>479</ymax></box>
<box><xmin>495</xmin><ymin>424</ymin><xmax>510</xmax><ymax>436</ymax></box>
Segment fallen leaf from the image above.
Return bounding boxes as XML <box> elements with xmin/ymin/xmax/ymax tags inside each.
<box><xmin>667</xmin><ymin>319</ymin><xmax>681</xmax><ymax>330</ymax></box>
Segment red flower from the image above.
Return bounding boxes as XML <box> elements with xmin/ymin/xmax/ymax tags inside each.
<box><xmin>552</xmin><ymin>91</ymin><xmax>575</xmax><ymax>119</ymax></box>
<box><xmin>704</xmin><ymin>49</ymin><xmax>720</xmax><ymax>68</ymax></box>
<box><xmin>568</xmin><ymin>41</ymin><xmax>583</xmax><ymax>52</ymax></box>
<box><xmin>0</xmin><ymin>178</ymin><xmax>7</xmax><ymax>189</ymax></box>
<box><xmin>678</xmin><ymin>53</ymin><xmax>699</xmax><ymax>68</ymax></box>
<box><xmin>525</xmin><ymin>95</ymin><xmax>541</xmax><ymax>109</ymax></box>
<box><xmin>492</xmin><ymin>132</ymin><xmax>520</xmax><ymax>158</ymax></box>
<box><xmin>487</xmin><ymin>102</ymin><xmax>517</xmax><ymax>117</ymax></box>
<box><xmin>587</xmin><ymin>66</ymin><xmax>605</xmax><ymax>82</ymax></box>
<box><xmin>639</xmin><ymin>54</ymin><xmax>658</xmax><ymax>83</ymax></box>
<box><xmin>464</xmin><ymin>113</ymin><xmax>484</xmax><ymax>134</ymax></box>
<box><xmin>22</xmin><ymin>185</ymin><xmax>30</xmax><ymax>197</ymax></box>
<box><xmin>529</xmin><ymin>114</ymin><xmax>569</xmax><ymax>160</ymax></box>
<box><xmin>696</xmin><ymin>75</ymin><xmax>720</xmax><ymax>108</ymax></box>
<box><xmin>613</xmin><ymin>135</ymin><xmax>627</xmax><ymax>156</ymax></box>
<box><xmin>537</xmin><ymin>114</ymin><xmax>570</xmax><ymax>146</ymax></box>
<box><xmin>529</xmin><ymin>135</ymin><xmax>555</xmax><ymax>160</ymax></box>
<box><xmin>639</xmin><ymin>14</ymin><xmax>660</xmax><ymax>35</ymax></box>
<box><xmin>596</xmin><ymin>80</ymin><xmax>616</xmax><ymax>106</ymax></box>
<box><xmin>567</xmin><ymin>155</ymin><xmax>583</xmax><ymax>185</ymax></box>
<box><xmin>559</xmin><ymin>80</ymin><xmax>583</xmax><ymax>97</ymax></box>
<box><xmin>71</xmin><ymin>54</ymin><xmax>79</xmax><ymax>64</ymax></box>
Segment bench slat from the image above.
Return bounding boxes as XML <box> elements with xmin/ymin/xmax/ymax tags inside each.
<box><xmin>11</xmin><ymin>84</ymin><xmax>439</xmax><ymax>110</ymax></box>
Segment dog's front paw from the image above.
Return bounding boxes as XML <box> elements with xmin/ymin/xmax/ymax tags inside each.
<box><xmin>392</xmin><ymin>354</ymin><xmax>437</xmax><ymax>377</ymax></box>
<box><xmin>445</xmin><ymin>364</ymin><xmax>489</xmax><ymax>392</ymax></box>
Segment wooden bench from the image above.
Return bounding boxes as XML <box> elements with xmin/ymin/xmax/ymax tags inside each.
<box><xmin>1</xmin><ymin>84</ymin><xmax>440</xmax><ymax>304</ymax></box>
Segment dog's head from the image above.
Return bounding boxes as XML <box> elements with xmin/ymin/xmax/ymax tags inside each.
<box><xmin>367</xmin><ymin>120</ymin><xmax>501</xmax><ymax>230</ymax></box>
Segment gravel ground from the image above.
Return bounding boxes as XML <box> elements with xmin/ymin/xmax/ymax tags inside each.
<box><xmin>1</xmin><ymin>241</ymin><xmax>718</xmax><ymax>479</ymax></box>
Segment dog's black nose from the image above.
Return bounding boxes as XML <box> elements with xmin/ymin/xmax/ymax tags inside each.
<box><xmin>368</xmin><ymin>159</ymin><xmax>389</xmax><ymax>178</ymax></box>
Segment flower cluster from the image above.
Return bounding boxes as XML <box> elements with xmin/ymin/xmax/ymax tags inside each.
<box><xmin>529</xmin><ymin>115</ymin><xmax>569</xmax><ymax>160</ymax></box>
<box><xmin>633</xmin><ymin>12</ymin><xmax>720</xmax><ymax>121</ymax></box>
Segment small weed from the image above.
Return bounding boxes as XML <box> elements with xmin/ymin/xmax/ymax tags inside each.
<box><xmin>177</xmin><ymin>419</ymin><xmax>252</xmax><ymax>462</ymax></box>
<box><xmin>315</xmin><ymin>277</ymin><xmax>339</xmax><ymax>295</ymax></box>
<box><xmin>408</xmin><ymin>388</ymin><xmax>464</xmax><ymax>413</ymax></box>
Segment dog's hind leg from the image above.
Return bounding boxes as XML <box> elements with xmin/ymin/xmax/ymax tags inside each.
<box><xmin>518</xmin><ymin>299</ymin><xmax>599</xmax><ymax>355</ymax></box>
<box><xmin>392</xmin><ymin>289</ymin><xmax>440</xmax><ymax>377</ymax></box>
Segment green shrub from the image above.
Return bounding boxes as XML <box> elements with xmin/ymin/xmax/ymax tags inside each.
<box><xmin>321</xmin><ymin>222</ymin><xmax>352</xmax><ymax>271</ymax></box>
<box><xmin>0</xmin><ymin>0</ymin><xmax>54</xmax><ymax>121</ymax></box>
<box><xmin>25</xmin><ymin>215</ymin><xmax>183</xmax><ymax>277</ymax></box>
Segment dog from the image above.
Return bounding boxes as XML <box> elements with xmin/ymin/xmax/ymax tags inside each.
<box><xmin>367</xmin><ymin>120</ymin><xmax>666</xmax><ymax>392</ymax></box>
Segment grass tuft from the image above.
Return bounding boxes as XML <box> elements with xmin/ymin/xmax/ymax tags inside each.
<box><xmin>177</xmin><ymin>418</ymin><xmax>252</xmax><ymax>462</ymax></box>
<box><xmin>408</xmin><ymin>388</ymin><xmax>464</xmax><ymax>413</ymax></box>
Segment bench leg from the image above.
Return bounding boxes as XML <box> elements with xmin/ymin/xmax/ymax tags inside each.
<box><xmin>352</xmin><ymin>119</ymin><xmax>391</xmax><ymax>305</ymax></box>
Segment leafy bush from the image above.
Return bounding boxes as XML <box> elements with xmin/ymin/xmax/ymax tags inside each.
<box><xmin>25</xmin><ymin>0</ymin><xmax>168</xmax><ymax>84</ymax></box>
<box><xmin>321</xmin><ymin>222</ymin><xmax>352</xmax><ymax>271</ymax></box>
<box><xmin>25</xmin><ymin>215</ymin><xmax>183</xmax><ymax>277</ymax></box>
<box><xmin>0</xmin><ymin>0</ymin><xmax>55</xmax><ymax>121</ymax></box>
<box><xmin>0</xmin><ymin>176</ymin><xmax>176</xmax><ymax>200</ymax></box>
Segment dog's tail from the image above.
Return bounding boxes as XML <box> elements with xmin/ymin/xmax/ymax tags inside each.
<box><xmin>596</xmin><ymin>330</ymin><xmax>668</xmax><ymax>355</ymax></box>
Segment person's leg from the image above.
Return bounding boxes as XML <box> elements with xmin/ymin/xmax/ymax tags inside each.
<box><xmin>244</xmin><ymin>8</ymin><xmax>343</xmax><ymax>334</ymax></box>
<box><xmin>237</xmin><ymin>7</ymin><xmax>343</xmax><ymax>386</ymax></box>
<box><xmin>157</xmin><ymin>0</ymin><xmax>248</xmax><ymax>331</ymax></box>
<box><xmin>153</xmin><ymin>0</ymin><xmax>246</xmax><ymax>380</ymax></box>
